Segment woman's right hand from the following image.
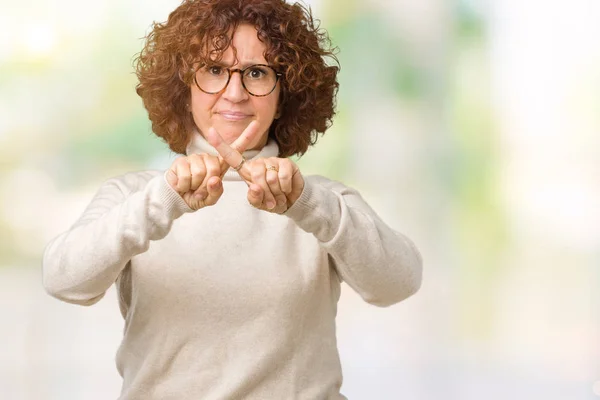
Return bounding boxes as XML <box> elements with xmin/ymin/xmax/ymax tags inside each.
<box><xmin>166</xmin><ymin>153</ymin><xmax>228</xmax><ymax>210</ymax></box>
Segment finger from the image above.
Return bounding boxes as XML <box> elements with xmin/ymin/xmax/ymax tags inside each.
<box><xmin>175</xmin><ymin>158</ymin><xmax>192</xmax><ymax>193</ymax></box>
<box><xmin>265</xmin><ymin>159</ymin><xmax>286</xmax><ymax>207</ymax></box>
<box><xmin>205</xmin><ymin>125</ymin><xmax>257</xmax><ymax>181</ymax></box>
<box><xmin>218</xmin><ymin>157</ymin><xmax>231</xmax><ymax>177</ymax></box>
<box><xmin>188</xmin><ymin>154</ymin><xmax>206</xmax><ymax>191</ymax></box>
<box><xmin>203</xmin><ymin>176</ymin><xmax>224</xmax><ymax>206</ymax></box>
<box><xmin>286</xmin><ymin>166</ymin><xmax>305</xmax><ymax>207</ymax></box>
<box><xmin>249</xmin><ymin>160</ymin><xmax>277</xmax><ymax>210</ymax></box>
<box><xmin>166</xmin><ymin>168</ymin><xmax>178</xmax><ymax>190</ymax></box>
<box><xmin>205</xmin><ymin>126</ymin><xmax>248</xmax><ymax>179</ymax></box>
<box><xmin>192</xmin><ymin>186</ymin><xmax>208</xmax><ymax>203</ymax></box>
<box><xmin>247</xmin><ymin>183</ymin><xmax>264</xmax><ymax>209</ymax></box>
<box><xmin>201</xmin><ymin>155</ymin><xmax>222</xmax><ymax>189</ymax></box>
<box><xmin>186</xmin><ymin>191</ymin><xmax>206</xmax><ymax>211</ymax></box>
<box><xmin>230</xmin><ymin>120</ymin><xmax>261</xmax><ymax>154</ymax></box>
<box><xmin>277</xmin><ymin>159</ymin><xmax>295</xmax><ymax>195</ymax></box>
<box><xmin>228</xmin><ymin>121</ymin><xmax>261</xmax><ymax>178</ymax></box>
<box><xmin>291</xmin><ymin>165</ymin><xmax>303</xmax><ymax>190</ymax></box>
<box><xmin>167</xmin><ymin>156</ymin><xmax>186</xmax><ymax>191</ymax></box>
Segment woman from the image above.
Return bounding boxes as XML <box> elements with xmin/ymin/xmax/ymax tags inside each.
<box><xmin>42</xmin><ymin>0</ymin><xmax>423</xmax><ymax>399</ymax></box>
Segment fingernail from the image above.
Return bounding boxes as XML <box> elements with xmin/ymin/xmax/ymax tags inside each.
<box><xmin>277</xmin><ymin>198</ymin><xmax>286</xmax><ymax>206</ymax></box>
<box><xmin>267</xmin><ymin>201</ymin><xmax>276</xmax><ymax>210</ymax></box>
<box><xmin>195</xmin><ymin>192</ymin><xmax>206</xmax><ymax>200</ymax></box>
<box><xmin>250</xmin><ymin>188</ymin><xmax>260</xmax><ymax>196</ymax></box>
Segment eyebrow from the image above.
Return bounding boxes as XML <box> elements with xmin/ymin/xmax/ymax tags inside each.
<box><xmin>208</xmin><ymin>60</ymin><xmax>266</xmax><ymax>69</ymax></box>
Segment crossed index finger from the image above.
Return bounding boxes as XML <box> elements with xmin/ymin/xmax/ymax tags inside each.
<box><xmin>205</xmin><ymin>121</ymin><xmax>261</xmax><ymax>181</ymax></box>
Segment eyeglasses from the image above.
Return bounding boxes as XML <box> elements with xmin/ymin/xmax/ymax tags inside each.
<box><xmin>194</xmin><ymin>64</ymin><xmax>282</xmax><ymax>97</ymax></box>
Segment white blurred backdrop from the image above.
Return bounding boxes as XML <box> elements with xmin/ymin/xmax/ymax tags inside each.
<box><xmin>0</xmin><ymin>0</ymin><xmax>599</xmax><ymax>399</ymax></box>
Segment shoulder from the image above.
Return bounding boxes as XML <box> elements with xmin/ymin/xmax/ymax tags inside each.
<box><xmin>304</xmin><ymin>174</ymin><xmax>339</xmax><ymax>187</ymax></box>
<box><xmin>304</xmin><ymin>174</ymin><xmax>357</xmax><ymax>194</ymax></box>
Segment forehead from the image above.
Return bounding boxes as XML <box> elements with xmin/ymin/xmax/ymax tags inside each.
<box><xmin>210</xmin><ymin>24</ymin><xmax>268</xmax><ymax>65</ymax></box>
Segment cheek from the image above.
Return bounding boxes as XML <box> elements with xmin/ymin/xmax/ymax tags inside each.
<box><xmin>255</xmin><ymin>103</ymin><xmax>277</xmax><ymax>131</ymax></box>
<box><xmin>190</xmin><ymin>93</ymin><xmax>216</xmax><ymax>123</ymax></box>
<box><xmin>191</xmin><ymin>91</ymin><xmax>214</xmax><ymax>111</ymax></box>
<box><xmin>259</xmin><ymin>96</ymin><xmax>280</xmax><ymax>118</ymax></box>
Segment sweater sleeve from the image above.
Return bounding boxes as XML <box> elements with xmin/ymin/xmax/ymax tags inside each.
<box><xmin>42</xmin><ymin>171</ymin><xmax>193</xmax><ymax>306</ymax></box>
<box><xmin>284</xmin><ymin>175</ymin><xmax>423</xmax><ymax>307</ymax></box>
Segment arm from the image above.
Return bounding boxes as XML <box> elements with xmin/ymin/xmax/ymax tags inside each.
<box><xmin>199</xmin><ymin>128</ymin><xmax>422</xmax><ymax>306</ymax></box>
<box><xmin>284</xmin><ymin>176</ymin><xmax>423</xmax><ymax>307</ymax></box>
<box><xmin>42</xmin><ymin>171</ymin><xmax>192</xmax><ymax>306</ymax></box>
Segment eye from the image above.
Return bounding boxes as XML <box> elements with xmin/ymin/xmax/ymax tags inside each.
<box><xmin>245</xmin><ymin>66</ymin><xmax>267</xmax><ymax>79</ymax></box>
<box><xmin>206</xmin><ymin>65</ymin><xmax>224</xmax><ymax>76</ymax></box>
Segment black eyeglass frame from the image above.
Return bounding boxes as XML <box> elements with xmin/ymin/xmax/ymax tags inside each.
<box><xmin>193</xmin><ymin>64</ymin><xmax>283</xmax><ymax>97</ymax></box>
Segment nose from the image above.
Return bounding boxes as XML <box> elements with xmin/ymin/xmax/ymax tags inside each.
<box><xmin>222</xmin><ymin>71</ymin><xmax>249</xmax><ymax>103</ymax></box>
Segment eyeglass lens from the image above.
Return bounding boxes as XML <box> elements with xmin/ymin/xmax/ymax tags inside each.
<box><xmin>195</xmin><ymin>65</ymin><xmax>278</xmax><ymax>96</ymax></box>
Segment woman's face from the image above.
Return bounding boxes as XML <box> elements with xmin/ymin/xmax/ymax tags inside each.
<box><xmin>189</xmin><ymin>24</ymin><xmax>281</xmax><ymax>150</ymax></box>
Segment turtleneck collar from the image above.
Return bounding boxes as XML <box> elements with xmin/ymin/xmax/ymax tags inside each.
<box><xmin>185</xmin><ymin>130</ymin><xmax>280</xmax><ymax>181</ymax></box>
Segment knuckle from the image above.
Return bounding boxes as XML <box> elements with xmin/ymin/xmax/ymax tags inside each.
<box><xmin>189</xmin><ymin>154</ymin><xmax>204</xmax><ymax>165</ymax></box>
<box><xmin>190</xmin><ymin>165</ymin><xmax>205</xmax><ymax>177</ymax></box>
<box><xmin>206</xmin><ymin>165</ymin><xmax>220</xmax><ymax>177</ymax></box>
<box><xmin>266</xmin><ymin>174</ymin><xmax>279</xmax><ymax>185</ymax></box>
<box><xmin>206</xmin><ymin>154</ymin><xmax>220</xmax><ymax>162</ymax></box>
<box><xmin>200</xmin><ymin>165</ymin><xmax>209</xmax><ymax>175</ymax></box>
<box><xmin>251</xmin><ymin>168</ymin><xmax>263</xmax><ymax>180</ymax></box>
<box><xmin>196</xmin><ymin>188</ymin><xmax>208</xmax><ymax>197</ymax></box>
<box><xmin>204</xmin><ymin>154</ymin><xmax>220</xmax><ymax>165</ymax></box>
<box><xmin>189</xmin><ymin>197</ymin><xmax>201</xmax><ymax>208</ymax></box>
<box><xmin>265</xmin><ymin>193</ymin><xmax>276</xmax><ymax>202</ymax></box>
<box><xmin>278</xmin><ymin>171</ymin><xmax>291</xmax><ymax>180</ymax></box>
<box><xmin>176</xmin><ymin>156</ymin><xmax>190</xmax><ymax>166</ymax></box>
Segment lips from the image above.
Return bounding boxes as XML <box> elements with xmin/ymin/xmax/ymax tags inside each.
<box><xmin>217</xmin><ymin>111</ymin><xmax>251</xmax><ymax>121</ymax></box>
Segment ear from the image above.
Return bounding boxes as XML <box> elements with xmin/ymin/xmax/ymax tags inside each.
<box><xmin>274</xmin><ymin>105</ymin><xmax>282</xmax><ymax>119</ymax></box>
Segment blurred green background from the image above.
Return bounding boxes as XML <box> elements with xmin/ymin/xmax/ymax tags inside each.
<box><xmin>1</xmin><ymin>0</ymin><xmax>599</xmax><ymax>399</ymax></box>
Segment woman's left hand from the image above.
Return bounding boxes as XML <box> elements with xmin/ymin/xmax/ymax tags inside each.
<box><xmin>205</xmin><ymin>124</ymin><xmax>304</xmax><ymax>213</ymax></box>
<box><xmin>243</xmin><ymin>156</ymin><xmax>304</xmax><ymax>213</ymax></box>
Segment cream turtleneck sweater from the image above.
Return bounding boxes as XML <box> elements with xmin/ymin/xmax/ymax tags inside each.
<box><xmin>42</xmin><ymin>133</ymin><xmax>422</xmax><ymax>400</ymax></box>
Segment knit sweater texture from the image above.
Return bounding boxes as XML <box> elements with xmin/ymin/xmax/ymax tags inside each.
<box><xmin>42</xmin><ymin>134</ymin><xmax>423</xmax><ymax>400</ymax></box>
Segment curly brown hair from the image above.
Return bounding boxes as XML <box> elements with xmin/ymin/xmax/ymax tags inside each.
<box><xmin>134</xmin><ymin>0</ymin><xmax>339</xmax><ymax>157</ymax></box>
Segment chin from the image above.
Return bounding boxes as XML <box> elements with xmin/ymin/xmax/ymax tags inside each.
<box><xmin>217</xmin><ymin>129</ymin><xmax>243</xmax><ymax>145</ymax></box>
